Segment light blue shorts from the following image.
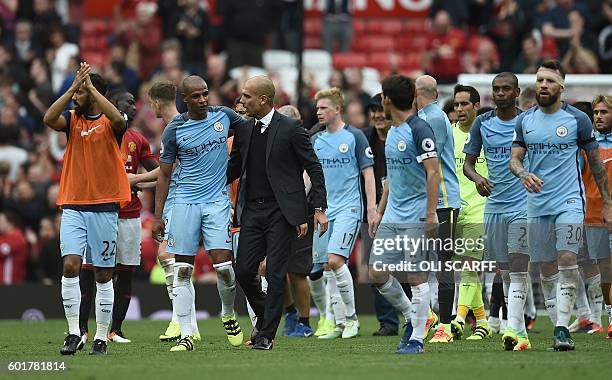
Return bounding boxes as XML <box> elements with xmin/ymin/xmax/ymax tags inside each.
<box><xmin>166</xmin><ymin>199</ymin><xmax>232</xmax><ymax>255</ymax></box>
<box><xmin>368</xmin><ymin>223</ymin><xmax>433</xmax><ymax>269</ymax></box>
<box><xmin>162</xmin><ymin>195</ymin><xmax>175</xmax><ymax>241</ymax></box>
<box><xmin>60</xmin><ymin>209</ymin><xmax>119</xmax><ymax>268</ymax></box>
<box><xmin>312</xmin><ymin>213</ymin><xmax>360</xmax><ymax>266</ymax></box>
<box><xmin>484</xmin><ymin>210</ymin><xmax>529</xmax><ymax>263</ymax></box>
<box><xmin>528</xmin><ymin>210</ymin><xmax>584</xmax><ymax>263</ymax></box>
<box><xmin>578</xmin><ymin>225</ymin><xmax>611</xmax><ymax>262</ymax></box>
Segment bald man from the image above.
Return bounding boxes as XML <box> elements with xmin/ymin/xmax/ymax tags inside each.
<box><xmin>228</xmin><ymin>76</ymin><xmax>328</xmax><ymax>350</ymax></box>
<box><xmin>152</xmin><ymin>75</ymin><xmax>246</xmax><ymax>352</ymax></box>
<box><xmin>415</xmin><ymin>75</ymin><xmax>461</xmax><ymax>343</ymax></box>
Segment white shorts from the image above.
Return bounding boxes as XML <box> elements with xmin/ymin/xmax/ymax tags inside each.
<box><xmin>116</xmin><ymin>217</ymin><xmax>142</xmax><ymax>265</ymax></box>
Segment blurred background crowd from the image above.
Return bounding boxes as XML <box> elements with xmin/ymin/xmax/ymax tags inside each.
<box><xmin>0</xmin><ymin>0</ymin><xmax>611</xmax><ymax>285</ymax></box>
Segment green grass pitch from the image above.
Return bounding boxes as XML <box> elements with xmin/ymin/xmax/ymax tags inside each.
<box><xmin>0</xmin><ymin>316</ymin><xmax>609</xmax><ymax>380</ymax></box>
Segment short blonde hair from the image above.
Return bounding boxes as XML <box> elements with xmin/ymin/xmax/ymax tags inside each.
<box><xmin>314</xmin><ymin>87</ymin><xmax>344</xmax><ymax>108</ymax></box>
<box><xmin>592</xmin><ymin>95</ymin><xmax>612</xmax><ymax>110</ymax></box>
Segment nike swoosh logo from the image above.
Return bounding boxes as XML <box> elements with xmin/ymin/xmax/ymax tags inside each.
<box><xmin>102</xmin><ymin>256</ymin><xmax>113</xmax><ymax>261</ymax></box>
<box><xmin>80</xmin><ymin>125</ymin><xmax>102</xmax><ymax>136</ymax></box>
<box><xmin>525</xmin><ymin>130</ymin><xmax>534</xmax><ymax>134</ymax></box>
<box><xmin>486</xmin><ymin>133</ymin><xmax>496</xmax><ymax>138</ymax></box>
<box><xmin>182</xmin><ymin>136</ymin><xmax>192</xmax><ymax>142</ymax></box>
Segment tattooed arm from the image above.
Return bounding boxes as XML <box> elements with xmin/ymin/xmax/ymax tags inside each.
<box><xmin>585</xmin><ymin>148</ymin><xmax>612</xmax><ymax>226</ymax></box>
<box><xmin>510</xmin><ymin>146</ymin><xmax>544</xmax><ymax>193</ymax></box>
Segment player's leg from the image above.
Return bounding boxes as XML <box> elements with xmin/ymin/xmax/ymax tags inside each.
<box><xmin>109</xmin><ymin>217</ymin><xmax>141</xmax><ymax>343</ymax></box>
<box><xmin>601</xmin><ymin>255</ymin><xmax>612</xmax><ymax>338</ymax></box>
<box><xmin>585</xmin><ymin>225</ymin><xmax>609</xmax><ymax>335</ymax></box>
<box><xmin>327</xmin><ymin>215</ymin><xmax>361</xmax><ymax>338</ymax></box>
<box><xmin>309</xmin><ymin>267</ymin><xmax>331</xmax><ymax>336</ymax></box>
<box><xmin>552</xmin><ymin>211</ymin><xmax>584</xmax><ymax>351</ymax></box>
<box><xmin>165</xmin><ymin>203</ymin><xmax>200</xmax><ymax>351</ymax></box>
<box><xmin>524</xmin><ymin>268</ymin><xmax>537</xmax><ymax>331</ymax></box>
<box><xmin>396</xmin><ymin>271</ymin><xmax>429</xmax><ymax>354</ymax></box>
<box><xmin>431</xmin><ymin>207</ymin><xmax>459</xmax><ymax>343</ymax></box>
<box><xmin>315</xmin><ymin>220</ymin><xmax>344</xmax><ymax>339</ymax></box>
<box><xmin>85</xmin><ymin>210</ymin><xmax>120</xmax><ymax>355</ymax></box>
<box><xmin>282</xmin><ymin>277</ymin><xmax>298</xmax><ymax>336</ymax></box>
<box><xmin>59</xmin><ymin>209</ymin><xmax>87</xmax><ymax>355</ymax></box>
<box><xmin>78</xmin><ymin>263</ymin><xmax>95</xmax><ymax>344</ymax></box>
<box><xmin>205</xmin><ymin>200</ymin><xmax>242</xmax><ymax>347</ymax></box>
<box><xmin>287</xmin><ymin>221</ymin><xmax>315</xmax><ymax>337</ymax></box>
<box><xmin>581</xmin><ymin>262</ymin><xmax>604</xmax><ymax>333</ymax></box>
<box><xmin>530</xmin><ymin>216</ymin><xmax>559</xmax><ymax>326</ymax></box>
<box><xmin>369</xmin><ymin>224</ymin><xmax>413</xmax><ymax>348</ymax></box>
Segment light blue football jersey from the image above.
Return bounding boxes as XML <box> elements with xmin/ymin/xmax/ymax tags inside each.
<box><xmin>311</xmin><ymin>125</ymin><xmax>373</xmax><ymax>220</ymax></box>
<box><xmin>382</xmin><ymin>116</ymin><xmax>438</xmax><ymax>224</ymax></box>
<box><xmin>418</xmin><ymin>101</ymin><xmax>460</xmax><ymax>209</ymax></box>
<box><xmin>464</xmin><ymin>109</ymin><xmax>527</xmax><ymax>214</ymax></box>
<box><xmin>513</xmin><ymin>103</ymin><xmax>597</xmax><ymax>217</ymax></box>
<box><xmin>160</xmin><ymin>106</ymin><xmax>242</xmax><ymax>204</ymax></box>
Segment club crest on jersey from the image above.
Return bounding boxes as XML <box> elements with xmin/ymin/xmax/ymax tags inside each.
<box><xmin>422</xmin><ymin>138</ymin><xmax>435</xmax><ymax>152</ymax></box>
<box><xmin>128</xmin><ymin>141</ymin><xmax>137</xmax><ymax>152</ymax></box>
<box><xmin>365</xmin><ymin>147</ymin><xmax>374</xmax><ymax>159</ymax></box>
<box><xmin>398</xmin><ymin>141</ymin><xmax>407</xmax><ymax>152</ymax></box>
<box><xmin>214</xmin><ymin>122</ymin><xmax>224</xmax><ymax>132</ymax></box>
<box><xmin>339</xmin><ymin>143</ymin><xmax>349</xmax><ymax>153</ymax></box>
<box><xmin>556</xmin><ymin>126</ymin><xmax>568</xmax><ymax>137</ymax></box>
<box><xmin>167</xmin><ymin>237</ymin><xmax>174</xmax><ymax>247</ymax></box>
<box><xmin>465</xmin><ymin>134</ymin><xmax>471</xmax><ymax>144</ymax></box>
<box><xmin>59</xmin><ymin>242</ymin><xmax>64</xmax><ymax>254</ymax></box>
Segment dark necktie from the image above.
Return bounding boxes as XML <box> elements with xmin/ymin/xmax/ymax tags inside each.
<box><xmin>256</xmin><ymin>121</ymin><xmax>265</xmax><ymax>133</ymax></box>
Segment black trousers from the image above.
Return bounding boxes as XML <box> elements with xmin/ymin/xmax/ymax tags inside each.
<box><xmin>235</xmin><ymin>199</ymin><xmax>293</xmax><ymax>339</ymax></box>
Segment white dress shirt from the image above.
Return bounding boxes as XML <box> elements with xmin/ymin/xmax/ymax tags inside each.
<box><xmin>256</xmin><ymin>108</ymin><xmax>276</xmax><ymax>133</ymax></box>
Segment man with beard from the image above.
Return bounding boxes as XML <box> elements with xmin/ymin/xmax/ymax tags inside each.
<box><xmin>44</xmin><ymin>63</ymin><xmax>131</xmax><ymax>355</ymax></box>
<box><xmin>510</xmin><ymin>60</ymin><xmax>612</xmax><ymax>351</ymax></box>
<box><xmin>78</xmin><ymin>90</ymin><xmax>159</xmax><ymax>344</ymax></box>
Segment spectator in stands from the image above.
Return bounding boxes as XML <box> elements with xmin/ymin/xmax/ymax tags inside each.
<box><xmin>598</xmin><ymin>0</ymin><xmax>612</xmax><ymax>73</ymax></box>
<box><xmin>0</xmin><ymin>211</ymin><xmax>27</xmax><ymax>285</ymax></box>
<box><xmin>540</xmin><ymin>0</ymin><xmax>590</xmax><ymax>58</ymax></box>
<box><xmin>344</xmin><ymin>68</ymin><xmax>371</xmax><ymax>115</ymax></box>
<box><xmin>425</xmin><ymin>10</ymin><xmax>466</xmax><ymax>84</ymax></box>
<box><xmin>27</xmin><ymin>57</ymin><xmax>54</xmax><ymax>130</ymax></box>
<box><xmin>322</xmin><ymin>0</ymin><xmax>352</xmax><ymax>53</ymax></box>
<box><xmin>31</xmin><ymin>0</ymin><xmax>62</xmax><ymax>47</ymax></box>
<box><xmin>271</xmin><ymin>0</ymin><xmax>300</xmax><ymax>52</ymax></box>
<box><xmin>4</xmin><ymin>178</ymin><xmax>48</xmax><ymax>231</ymax></box>
<box><xmin>220</xmin><ymin>0</ymin><xmax>271</xmax><ymax>69</ymax></box>
<box><xmin>47</xmin><ymin>25</ymin><xmax>78</xmax><ymax>94</ymax></box>
<box><xmin>512</xmin><ymin>35</ymin><xmax>544</xmax><ymax>73</ymax></box>
<box><xmin>157</xmin><ymin>0</ymin><xmax>182</xmax><ymax>39</ymax></box>
<box><xmin>465</xmin><ymin>39</ymin><xmax>499</xmax><ymax>74</ymax></box>
<box><xmin>561</xmin><ymin>9</ymin><xmax>600</xmax><ymax>73</ymax></box>
<box><xmin>109</xmin><ymin>44</ymin><xmax>140</xmax><ymax>95</ymax></box>
<box><xmin>429</xmin><ymin>0</ymin><xmax>469</xmax><ymax>28</ymax></box>
<box><xmin>488</xmin><ymin>0</ymin><xmax>527</xmax><ymax>72</ymax></box>
<box><xmin>175</xmin><ymin>0</ymin><xmax>209</xmax><ymax>76</ymax></box>
<box><xmin>346</xmin><ymin>101</ymin><xmax>367</xmax><ymax>132</ymax></box>
<box><xmin>115</xmin><ymin>1</ymin><xmax>161</xmax><ymax>80</ymax></box>
<box><xmin>0</xmin><ymin>43</ymin><xmax>29</xmax><ymax>91</ymax></box>
<box><xmin>518</xmin><ymin>86</ymin><xmax>537</xmax><ymax>110</ymax></box>
<box><xmin>12</xmin><ymin>19</ymin><xmax>41</xmax><ymax>64</ymax></box>
<box><xmin>0</xmin><ymin>0</ymin><xmax>18</xmax><ymax>41</ymax></box>
<box><xmin>36</xmin><ymin>215</ymin><xmax>62</xmax><ymax>285</ymax></box>
<box><xmin>0</xmin><ymin>125</ymin><xmax>27</xmax><ymax>183</ymax></box>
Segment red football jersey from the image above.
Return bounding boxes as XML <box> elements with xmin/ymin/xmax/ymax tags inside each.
<box><xmin>120</xmin><ymin>128</ymin><xmax>156</xmax><ymax>219</ymax></box>
<box><xmin>0</xmin><ymin>229</ymin><xmax>27</xmax><ymax>285</ymax></box>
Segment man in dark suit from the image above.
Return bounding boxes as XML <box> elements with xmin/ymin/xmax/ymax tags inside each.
<box><xmin>228</xmin><ymin>76</ymin><xmax>328</xmax><ymax>350</ymax></box>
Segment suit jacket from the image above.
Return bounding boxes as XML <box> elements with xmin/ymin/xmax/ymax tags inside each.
<box><xmin>227</xmin><ymin>110</ymin><xmax>327</xmax><ymax>227</ymax></box>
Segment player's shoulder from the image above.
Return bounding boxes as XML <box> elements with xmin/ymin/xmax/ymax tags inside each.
<box><xmin>562</xmin><ymin>103</ymin><xmax>591</xmax><ymax>124</ymax></box>
<box><xmin>407</xmin><ymin>115</ymin><xmax>433</xmax><ymax>133</ymax></box>
<box><xmin>476</xmin><ymin>109</ymin><xmax>496</xmax><ymax>125</ymax></box>
<box><xmin>344</xmin><ymin>124</ymin><xmax>367</xmax><ymax>139</ymax></box>
<box><xmin>167</xmin><ymin>113</ymin><xmax>188</xmax><ymax>128</ymax></box>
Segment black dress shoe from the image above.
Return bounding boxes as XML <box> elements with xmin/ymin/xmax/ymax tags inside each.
<box><xmin>373</xmin><ymin>325</ymin><xmax>398</xmax><ymax>336</ymax></box>
<box><xmin>252</xmin><ymin>336</ymin><xmax>273</xmax><ymax>350</ymax></box>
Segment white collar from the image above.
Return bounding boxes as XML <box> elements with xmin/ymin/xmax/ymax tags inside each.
<box><xmin>256</xmin><ymin>108</ymin><xmax>275</xmax><ymax>127</ymax></box>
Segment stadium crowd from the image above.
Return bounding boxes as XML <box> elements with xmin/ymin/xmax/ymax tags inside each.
<box><xmin>0</xmin><ymin>0</ymin><xmax>611</xmax><ymax>287</ymax></box>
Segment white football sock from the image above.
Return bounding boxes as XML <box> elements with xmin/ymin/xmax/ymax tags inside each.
<box><xmin>190</xmin><ymin>280</ymin><xmax>199</xmax><ymax>335</ymax></box>
<box><xmin>377</xmin><ymin>275</ymin><xmax>411</xmax><ymax>322</ymax></box>
<box><xmin>484</xmin><ymin>272</ymin><xmax>496</xmax><ymax>304</ymax></box>
<box><xmin>501</xmin><ymin>270</ymin><xmax>510</xmax><ymax>308</ymax></box>
<box><xmin>585</xmin><ymin>274</ymin><xmax>603</xmax><ymax>324</ymax></box>
<box><xmin>308</xmin><ymin>276</ymin><xmax>327</xmax><ymax>318</ymax></box>
<box><xmin>556</xmin><ymin>265</ymin><xmax>579</xmax><ymax>328</ymax></box>
<box><xmin>160</xmin><ymin>258</ymin><xmax>177</xmax><ymax>323</ymax></box>
<box><xmin>94</xmin><ymin>280</ymin><xmax>114</xmax><ymax>342</ymax></box>
<box><xmin>324</xmin><ymin>280</ymin><xmax>335</xmax><ymax>322</ymax></box>
<box><xmin>428</xmin><ymin>272</ymin><xmax>438</xmax><ymax>312</ymax></box>
<box><xmin>246</xmin><ymin>300</ymin><xmax>257</xmax><ymax>327</ymax></box>
<box><xmin>334</xmin><ymin>264</ymin><xmax>356</xmax><ymax>319</ymax></box>
<box><xmin>508</xmin><ymin>272</ymin><xmax>528</xmax><ymax>333</ymax></box>
<box><xmin>606</xmin><ymin>304</ymin><xmax>612</xmax><ymax>325</ymax></box>
<box><xmin>410</xmin><ymin>283</ymin><xmax>430</xmax><ymax>343</ymax></box>
<box><xmin>61</xmin><ymin>276</ymin><xmax>81</xmax><ymax>335</ymax></box>
<box><xmin>325</xmin><ymin>270</ymin><xmax>346</xmax><ymax>326</ymax></box>
<box><xmin>213</xmin><ymin>261</ymin><xmax>236</xmax><ymax>318</ymax></box>
<box><xmin>261</xmin><ymin>276</ymin><xmax>268</xmax><ymax>294</ymax></box>
<box><xmin>525</xmin><ymin>275</ymin><xmax>537</xmax><ymax>318</ymax></box>
<box><xmin>540</xmin><ymin>272</ymin><xmax>559</xmax><ymax>325</ymax></box>
<box><xmin>173</xmin><ymin>262</ymin><xmax>194</xmax><ymax>337</ymax></box>
<box><xmin>452</xmin><ymin>277</ymin><xmax>459</xmax><ymax>316</ymax></box>
<box><xmin>575</xmin><ymin>273</ymin><xmax>591</xmax><ymax>320</ymax></box>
